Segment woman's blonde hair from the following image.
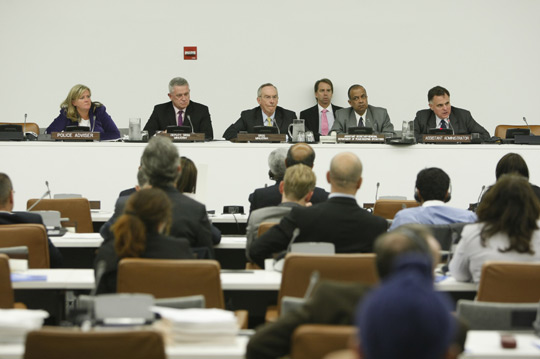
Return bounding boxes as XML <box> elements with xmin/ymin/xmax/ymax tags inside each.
<box><xmin>60</xmin><ymin>84</ymin><xmax>99</xmax><ymax>122</ymax></box>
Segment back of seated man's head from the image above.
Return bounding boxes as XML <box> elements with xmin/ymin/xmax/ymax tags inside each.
<box><xmin>285</xmin><ymin>143</ymin><xmax>316</xmax><ymax>168</ymax></box>
<box><xmin>415</xmin><ymin>167</ymin><xmax>450</xmax><ymax>203</ymax></box>
<box><xmin>282</xmin><ymin>164</ymin><xmax>316</xmax><ymax>202</ymax></box>
<box><xmin>0</xmin><ymin>173</ymin><xmax>13</xmax><ymax>209</ymax></box>
<box><xmin>495</xmin><ymin>152</ymin><xmax>529</xmax><ymax>180</ymax></box>
<box><xmin>355</xmin><ymin>252</ymin><xmax>455</xmax><ymax>359</ymax></box>
<box><xmin>374</xmin><ymin>224</ymin><xmax>440</xmax><ymax>279</ymax></box>
<box><xmin>268</xmin><ymin>148</ymin><xmax>288</xmax><ymax>182</ymax></box>
<box><xmin>328</xmin><ymin>152</ymin><xmax>363</xmax><ymax>192</ymax></box>
<box><xmin>140</xmin><ymin>136</ymin><xmax>180</xmax><ymax>188</ymax></box>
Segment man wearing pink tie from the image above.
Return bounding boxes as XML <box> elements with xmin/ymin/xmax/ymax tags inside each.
<box><xmin>300</xmin><ymin>79</ymin><xmax>343</xmax><ymax>141</ymax></box>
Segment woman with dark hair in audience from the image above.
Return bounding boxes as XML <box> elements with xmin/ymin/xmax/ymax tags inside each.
<box><xmin>177</xmin><ymin>156</ymin><xmax>198</xmax><ymax>194</ymax></box>
<box><xmin>94</xmin><ymin>188</ymin><xmax>193</xmax><ymax>294</ymax></box>
<box><xmin>450</xmin><ymin>174</ymin><xmax>540</xmax><ymax>283</ymax></box>
<box><xmin>493</xmin><ymin>152</ymin><xmax>540</xmax><ymax>199</ymax></box>
<box><xmin>176</xmin><ymin>156</ymin><xmax>221</xmax><ymax>244</ymax></box>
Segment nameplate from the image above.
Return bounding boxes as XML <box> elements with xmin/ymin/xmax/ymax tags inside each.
<box><xmin>52</xmin><ymin>132</ymin><xmax>100</xmax><ymax>141</ymax></box>
<box><xmin>422</xmin><ymin>134</ymin><xmax>471</xmax><ymax>143</ymax></box>
<box><xmin>159</xmin><ymin>133</ymin><xmax>205</xmax><ymax>142</ymax></box>
<box><xmin>236</xmin><ymin>133</ymin><xmax>286</xmax><ymax>143</ymax></box>
<box><xmin>336</xmin><ymin>134</ymin><xmax>385</xmax><ymax>143</ymax></box>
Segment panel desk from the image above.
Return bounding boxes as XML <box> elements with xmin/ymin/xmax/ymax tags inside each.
<box><xmin>463</xmin><ymin>331</ymin><xmax>540</xmax><ymax>358</ymax></box>
<box><xmin>3</xmin><ymin>142</ymin><xmax>539</xmax><ymax>216</ymax></box>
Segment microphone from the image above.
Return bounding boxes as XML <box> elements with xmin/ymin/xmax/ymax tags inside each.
<box><xmin>187</xmin><ymin>115</ymin><xmax>195</xmax><ymax>133</ymax></box>
<box><xmin>375</xmin><ymin>182</ymin><xmax>380</xmax><ymax>202</ymax></box>
<box><xmin>448</xmin><ymin>119</ymin><xmax>455</xmax><ymax>135</ymax></box>
<box><xmin>23</xmin><ymin>113</ymin><xmax>27</xmax><ymax>135</ymax></box>
<box><xmin>286</xmin><ymin>228</ymin><xmax>301</xmax><ymax>252</ymax></box>
<box><xmin>523</xmin><ymin>117</ymin><xmax>533</xmax><ymax>135</ymax></box>
<box><xmin>477</xmin><ymin>184</ymin><xmax>486</xmax><ymax>203</ymax></box>
<box><xmin>90</xmin><ymin>260</ymin><xmax>107</xmax><ymax>297</ymax></box>
<box><xmin>91</xmin><ymin>116</ymin><xmax>96</xmax><ymax>132</ymax></box>
<box><xmin>303</xmin><ymin>270</ymin><xmax>320</xmax><ymax>299</ymax></box>
<box><xmin>28</xmin><ymin>181</ymin><xmax>52</xmax><ymax>211</ymax></box>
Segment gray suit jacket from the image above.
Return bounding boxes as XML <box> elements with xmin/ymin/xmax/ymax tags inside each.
<box><xmin>331</xmin><ymin>105</ymin><xmax>394</xmax><ymax>134</ymax></box>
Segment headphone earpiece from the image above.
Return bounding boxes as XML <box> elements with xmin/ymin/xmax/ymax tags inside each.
<box><xmin>414</xmin><ymin>188</ymin><xmax>421</xmax><ymax>203</ymax></box>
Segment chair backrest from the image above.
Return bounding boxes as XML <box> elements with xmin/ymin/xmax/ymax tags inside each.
<box><xmin>278</xmin><ymin>253</ymin><xmax>378</xmax><ymax>314</ymax></box>
<box><xmin>477</xmin><ymin>261</ymin><xmax>540</xmax><ymax>302</ymax></box>
<box><xmin>426</xmin><ymin>222</ymin><xmax>468</xmax><ymax>251</ymax></box>
<box><xmin>0</xmin><ymin>122</ymin><xmax>40</xmax><ymax>135</ymax></box>
<box><xmin>0</xmin><ymin>224</ymin><xmax>49</xmax><ymax>268</ymax></box>
<box><xmin>291</xmin><ymin>324</ymin><xmax>357</xmax><ymax>359</ymax></box>
<box><xmin>373</xmin><ymin>199</ymin><xmax>420</xmax><ymax>220</ymax></box>
<box><xmin>27</xmin><ymin>198</ymin><xmax>93</xmax><ymax>233</ymax></box>
<box><xmin>257</xmin><ymin>221</ymin><xmax>277</xmax><ymax>237</ymax></box>
<box><xmin>117</xmin><ymin>258</ymin><xmax>224</xmax><ymax>308</ymax></box>
<box><xmin>456</xmin><ymin>299</ymin><xmax>538</xmax><ymax>330</ymax></box>
<box><xmin>0</xmin><ymin>254</ymin><xmax>15</xmax><ymax>309</ymax></box>
<box><xmin>24</xmin><ymin>329</ymin><xmax>166</xmax><ymax>359</ymax></box>
<box><xmin>494</xmin><ymin>124</ymin><xmax>540</xmax><ymax>138</ymax></box>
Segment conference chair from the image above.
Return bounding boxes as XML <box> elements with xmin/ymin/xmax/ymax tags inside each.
<box><xmin>456</xmin><ymin>299</ymin><xmax>538</xmax><ymax>330</ymax></box>
<box><xmin>117</xmin><ymin>258</ymin><xmax>248</xmax><ymax>328</ymax></box>
<box><xmin>0</xmin><ymin>224</ymin><xmax>49</xmax><ymax>268</ymax></box>
<box><xmin>426</xmin><ymin>222</ymin><xmax>468</xmax><ymax>251</ymax></box>
<box><xmin>372</xmin><ymin>199</ymin><xmax>420</xmax><ymax>220</ymax></box>
<box><xmin>27</xmin><ymin>198</ymin><xmax>93</xmax><ymax>233</ymax></box>
<box><xmin>0</xmin><ymin>253</ymin><xmax>27</xmax><ymax>309</ymax></box>
<box><xmin>246</xmin><ymin>221</ymin><xmax>278</xmax><ymax>270</ymax></box>
<box><xmin>266</xmin><ymin>253</ymin><xmax>379</xmax><ymax>322</ymax></box>
<box><xmin>24</xmin><ymin>328</ymin><xmax>166</xmax><ymax>359</ymax></box>
<box><xmin>476</xmin><ymin>261</ymin><xmax>540</xmax><ymax>302</ymax></box>
<box><xmin>291</xmin><ymin>324</ymin><xmax>357</xmax><ymax>359</ymax></box>
<box><xmin>0</xmin><ymin>122</ymin><xmax>39</xmax><ymax>135</ymax></box>
<box><xmin>494</xmin><ymin>124</ymin><xmax>540</xmax><ymax>138</ymax></box>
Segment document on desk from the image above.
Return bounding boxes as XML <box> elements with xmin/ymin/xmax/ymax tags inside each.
<box><xmin>10</xmin><ymin>273</ymin><xmax>47</xmax><ymax>282</ymax></box>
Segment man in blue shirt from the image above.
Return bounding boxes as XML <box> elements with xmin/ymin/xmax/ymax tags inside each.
<box><xmin>390</xmin><ymin>167</ymin><xmax>476</xmax><ymax>230</ymax></box>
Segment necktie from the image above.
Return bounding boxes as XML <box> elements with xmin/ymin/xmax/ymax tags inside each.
<box><xmin>178</xmin><ymin>110</ymin><xmax>184</xmax><ymax>126</ymax></box>
<box><xmin>440</xmin><ymin>120</ymin><xmax>447</xmax><ymax>129</ymax></box>
<box><xmin>321</xmin><ymin>109</ymin><xmax>329</xmax><ymax>135</ymax></box>
<box><xmin>358</xmin><ymin>116</ymin><xmax>364</xmax><ymax>127</ymax></box>
<box><xmin>267</xmin><ymin>117</ymin><xmax>272</xmax><ymax>127</ymax></box>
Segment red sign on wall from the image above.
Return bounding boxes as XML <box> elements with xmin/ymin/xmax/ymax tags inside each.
<box><xmin>184</xmin><ymin>46</ymin><xmax>197</xmax><ymax>60</ymax></box>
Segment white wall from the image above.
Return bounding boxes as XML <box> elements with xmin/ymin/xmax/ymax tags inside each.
<box><xmin>1</xmin><ymin>0</ymin><xmax>540</xmax><ymax>138</ymax></box>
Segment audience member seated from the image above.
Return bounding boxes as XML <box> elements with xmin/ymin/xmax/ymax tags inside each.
<box><xmin>101</xmin><ymin>136</ymin><xmax>214</xmax><ymax>257</ymax></box>
<box><xmin>246</xmin><ymin>164</ymin><xmax>316</xmax><ymax>263</ymax></box>
<box><xmin>485</xmin><ymin>152</ymin><xmax>540</xmax><ymax>200</ymax></box>
<box><xmin>0</xmin><ymin>173</ymin><xmax>62</xmax><ymax>268</ymax></box>
<box><xmin>390</xmin><ymin>167</ymin><xmax>476</xmax><ymax>230</ymax></box>
<box><xmin>450</xmin><ymin>174</ymin><xmax>540</xmax><ymax>283</ymax></box>
<box><xmin>46</xmin><ymin>84</ymin><xmax>120</xmax><ymax>141</ymax></box>
<box><xmin>249</xmin><ymin>152</ymin><xmax>387</xmax><ymax>268</ymax></box>
<box><xmin>249</xmin><ymin>143</ymin><xmax>329</xmax><ymax>213</ymax></box>
<box><xmin>176</xmin><ymin>156</ymin><xmax>221</xmax><ymax>245</ymax></box>
<box><xmin>95</xmin><ymin>188</ymin><xmax>193</xmax><ymax>294</ymax></box>
<box><xmin>246</xmin><ymin>224</ymin><xmax>442</xmax><ymax>359</ymax></box>
<box><xmin>248</xmin><ymin>148</ymin><xmax>287</xmax><ymax>213</ymax></box>
<box><xmin>356</xmin><ymin>255</ymin><xmax>458</xmax><ymax>359</ymax></box>
<box><xmin>222</xmin><ymin>83</ymin><xmax>296</xmax><ymax>140</ymax></box>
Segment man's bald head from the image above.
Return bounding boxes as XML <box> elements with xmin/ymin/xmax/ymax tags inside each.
<box><xmin>327</xmin><ymin>152</ymin><xmax>363</xmax><ymax>194</ymax></box>
<box><xmin>285</xmin><ymin>143</ymin><xmax>316</xmax><ymax>168</ymax></box>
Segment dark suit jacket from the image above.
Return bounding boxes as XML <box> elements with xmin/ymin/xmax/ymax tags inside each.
<box><xmin>100</xmin><ymin>186</ymin><xmax>214</xmax><ymax>258</ymax></box>
<box><xmin>249</xmin><ymin>196</ymin><xmax>388</xmax><ymax>268</ymax></box>
<box><xmin>94</xmin><ymin>232</ymin><xmax>194</xmax><ymax>294</ymax></box>
<box><xmin>248</xmin><ymin>182</ymin><xmax>329</xmax><ymax>213</ymax></box>
<box><xmin>299</xmin><ymin>104</ymin><xmax>343</xmax><ymax>141</ymax></box>
<box><xmin>246</xmin><ymin>280</ymin><xmax>371</xmax><ymax>359</ymax></box>
<box><xmin>413</xmin><ymin>106</ymin><xmax>490</xmax><ymax>142</ymax></box>
<box><xmin>0</xmin><ymin>212</ymin><xmax>63</xmax><ymax>268</ymax></box>
<box><xmin>143</xmin><ymin>100</ymin><xmax>214</xmax><ymax>140</ymax></box>
<box><xmin>222</xmin><ymin>106</ymin><xmax>297</xmax><ymax>140</ymax></box>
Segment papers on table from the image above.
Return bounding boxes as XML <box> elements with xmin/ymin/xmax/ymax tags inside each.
<box><xmin>0</xmin><ymin>309</ymin><xmax>48</xmax><ymax>343</ymax></box>
<box><xmin>152</xmin><ymin>307</ymin><xmax>238</xmax><ymax>344</ymax></box>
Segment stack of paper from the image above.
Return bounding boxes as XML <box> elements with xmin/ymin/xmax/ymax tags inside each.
<box><xmin>152</xmin><ymin>307</ymin><xmax>238</xmax><ymax>344</ymax></box>
<box><xmin>0</xmin><ymin>309</ymin><xmax>49</xmax><ymax>343</ymax></box>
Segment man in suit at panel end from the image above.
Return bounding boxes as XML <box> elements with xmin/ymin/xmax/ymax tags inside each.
<box><xmin>299</xmin><ymin>78</ymin><xmax>343</xmax><ymax>141</ymax></box>
<box><xmin>331</xmin><ymin>84</ymin><xmax>394</xmax><ymax>134</ymax></box>
<box><xmin>222</xmin><ymin>83</ymin><xmax>297</xmax><ymax>140</ymax></box>
<box><xmin>143</xmin><ymin>77</ymin><xmax>214</xmax><ymax>140</ymax></box>
<box><xmin>413</xmin><ymin>85</ymin><xmax>490</xmax><ymax>143</ymax></box>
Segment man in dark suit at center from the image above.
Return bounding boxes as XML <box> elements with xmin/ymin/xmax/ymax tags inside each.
<box><xmin>413</xmin><ymin>85</ymin><xmax>490</xmax><ymax>142</ymax></box>
<box><xmin>249</xmin><ymin>152</ymin><xmax>388</xmax><ymax>268</ymax></box>
<box><xmin>299</xmin><ymin>78</ymin><xmax>342</xmax><ymax>141</ymax></box>
<box><xmin>143</xmin><ymin>77</ymin><xmax>214</xmax><ymax>140</ymax></box>
<box><xmin>223</xmin><ymin>83</ymin><xmax>296</xmax><ymax>140</ymax></box>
